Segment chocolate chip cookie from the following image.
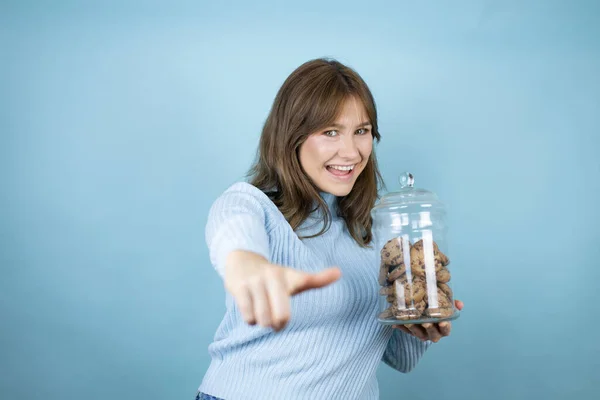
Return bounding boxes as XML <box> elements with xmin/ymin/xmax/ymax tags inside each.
<box><xmin>387</xmin><ymin>263</ymin><xmax>407</xmax><ymax>283</ymax></box>
<box><xmin>437</xmin><ymin>282</ymin><xmax>453</xmax><ymax>299</ymax></box>
<box><xmin>393</xmin><ymin>299</ymin><xmax>427</xmax><ymax>321</ymax></box>
<box><xmin>382</xmin><ymin>276</ymin><xmax>426</xmax><ymax>305</ymax></box>
<box><xmin>411</xmin><ymin>239</ymin><xmax>450</xmax><ymax>266</ymax></box>
<box><xmin>380</xmin><ymin>237</ymin><xmax>407</xmax><ymax>267</ymax></box>
<box><xmin>436</xmin><ymin>266</ymin><xmax>451</xmax><ymax>283</ymax></box>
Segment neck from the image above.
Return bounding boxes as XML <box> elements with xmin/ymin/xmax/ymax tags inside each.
<box><xmin>295</xmin><ymin>191</ymin><xmax>341</xmax><ymax>235</ymax></box>
<box><xmin>319</xmin><ymin>191</ymin><xmax>337</xmax><ymax>211</ymax></box>
<box><xmin>309</xmin><ymin>191</ymin><xmax>339</xmax><ymax>223</ymax></box>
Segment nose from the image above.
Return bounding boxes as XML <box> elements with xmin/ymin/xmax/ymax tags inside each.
<box><xmin>338</xmin><ymin>134</ymin><xmax>360</xmax><ymax>159</ymax></box>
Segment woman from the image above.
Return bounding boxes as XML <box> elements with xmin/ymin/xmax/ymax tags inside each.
<box><xmin>196</xmin><ymin>58</ymin><xmax>464</xmax><ymax>400</ymax></box>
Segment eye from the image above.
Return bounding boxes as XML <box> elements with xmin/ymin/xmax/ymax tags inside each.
<box><xmin>323</xmin><ymin>130</ymin><xmax>338</xmax><ymax>137</ymax></box>
<box><xmin>356</xmin><ymin>128</ymin><xmax>370</xmax><ymax>135</ymax></box>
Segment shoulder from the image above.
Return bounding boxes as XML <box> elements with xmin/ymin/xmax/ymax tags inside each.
<box><xmin>210</xmin><ymin>181</ymin><xmax>280</xmax><ymax>217</ymax></box>
<box><xmin>223</xmin><ymin>181</ymin><xmax>270</xmax><ymax>199</ymax></box>
<box><xmin>221</xmin><ymin>181</ymin><xmax>273</xmax><ymax>205</ymax></box>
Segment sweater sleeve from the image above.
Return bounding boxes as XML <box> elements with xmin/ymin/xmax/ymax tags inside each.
<box><xmin>381</xmin><ymin>329</ymin><xmax>432</xmax><ymax>373</ymax></box>
<box><xmin>205</xmin><ymin>186</ymin><xmax>271</xmax><ymax>278</ymax></box>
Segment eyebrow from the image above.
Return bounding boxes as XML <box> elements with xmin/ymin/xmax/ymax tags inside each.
<box><xmin>328</xmin><ymin>121</ymin><xmax>372</xmax><ymax>129</ymax></box>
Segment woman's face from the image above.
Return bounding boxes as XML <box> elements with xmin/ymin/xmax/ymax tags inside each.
<box><xmin>299</xmin><ymin>96</ymin><xmax>373</xmax><ymax>197</ymax></box>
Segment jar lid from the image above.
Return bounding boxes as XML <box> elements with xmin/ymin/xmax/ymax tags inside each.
<box><xmin>372</xmin><ymin>172</ymin><xmax>444</xmax><ymax>212</ymax></box>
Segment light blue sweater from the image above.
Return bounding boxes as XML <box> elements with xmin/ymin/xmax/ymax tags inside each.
<box><xmin>199</xmin><ymin>182</ymin><xmax>432</xmax><ymax>399</ymax></box>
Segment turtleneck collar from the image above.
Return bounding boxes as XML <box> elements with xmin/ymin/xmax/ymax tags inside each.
<box><xmin>319</xmin><ymin>191</ymin><xmax>338</xmax><ymax>213</ymax></box>
<box><xmin>262</xmin><ymin>185</ymin><xmax>341</xmax><ymax>226</ymax></box>
<box><xmin>292</xmin><ymin>191</ymin><xmax>342</xmax><ymax>236</ymax></box>
<box><xmin>305</xmin><ymin>191</ymin><xmax>339</xmax><ymax>222</ymax></box>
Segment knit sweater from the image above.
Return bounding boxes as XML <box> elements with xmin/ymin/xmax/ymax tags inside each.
<box><xmin>199</xmin><ymin>182</ymin><xmax>432</xmax><ymax>400</ymax></box>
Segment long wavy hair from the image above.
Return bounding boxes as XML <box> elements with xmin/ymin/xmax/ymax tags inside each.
<box><xmin>247</xmin><ymin>58</ymin><xmax>385</xmax><ymax>247</ymax></box>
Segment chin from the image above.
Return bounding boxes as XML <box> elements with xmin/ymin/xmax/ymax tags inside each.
<box><xmin>313</xmin><ymin>168</ymin><xmax>363</xmax><ymax>197</ymax></box>
<box><xmin>318</xmin><ymin>182</ymin><xmax>355</xmax><ymax>197</ymax></box>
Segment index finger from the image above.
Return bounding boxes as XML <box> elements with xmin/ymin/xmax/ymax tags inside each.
<box><xmin>455</xmin><ymin>300</ymin><xmax>464</xmax><ymax>310</ymax></box>
<box><xmin>265</xmin><ymin>270</ymin><xmax>291</xmax><ymax>331</ymax></box>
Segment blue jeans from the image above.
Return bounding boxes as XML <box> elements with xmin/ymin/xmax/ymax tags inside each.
<box><xmin>195</xmin><ymin>391</ymin><xmax>223</xmax><ymax>400</ymax></box>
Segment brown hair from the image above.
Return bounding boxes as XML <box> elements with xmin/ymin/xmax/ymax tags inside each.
<box><xmin>247</xmin><ymin>58</ymin><xmax>385</xmax><ymax>247</ymax></box>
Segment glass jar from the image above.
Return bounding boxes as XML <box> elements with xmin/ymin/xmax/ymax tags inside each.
<box><xmin>371</xmin><ymin>172</ymin><xmax>459</xmax><ymax>325</ymax></box>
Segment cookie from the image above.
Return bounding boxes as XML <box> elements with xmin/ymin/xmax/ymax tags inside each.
<box><xmin>411</xmin><ymin>239</ymin><xmax>450</xmax><ymax>268</ymax></box>
<box><xmin>438</xmin><ymin>251</ymin><xmax>450</xmax><ymax>266</ymax></box>
<box><xmin>379</xmin><ymin>285</ymin><xmax>394</xmax><ymax>296</ymax></box>
<box><xmin>378</xmin><ymin>261</ymin><xmax>390</xmax><ymax>286</ymax></box>
<box><xmin>415</xmin><ymin>298</ymin><xmax>427</xmax><ymax>315</ymax></box>
<box><xmin>426</xmin><ymin>287</ymin><xmax>452</xmax><ymax>309</ymax></box>
<box><xmin>412</xmin><ymin>238</ymin><xmax>439</xmax><ymax>252</ymax></box>
<box><xmin>438</xmin><ymin>282</ymin><xmax>453</xmax><ymax>299</ymax></box>
<box><xmin>406</xmin><ymin>277</ymin><xmax>426</xmax><ymax>304</ymax></box>
<box><xmin>393</xmin><ymin>299</ymin><xmax>427</xmax><ymax>321</ymax></box>
<box><xmin>387</xmin><ymin>277</ymin><xmax>426</xmax><ymax>305</ymax></box>
<box><xmin>379</xmin><ymin>307</ymin><xmax>394</xmax><ymax>319</ymax></box>
<box><xmin>410</xmin><ymin>254</ymin><xmax>444</xmax><ymax>276</ymax></box>
<box><xmin>424</xmin><ymin>306</ymin><xmax>454</xmax><ymax>319</ymax></box>
<box><xmin>387</xmin><ymin>263</ymin><xmax>407</xmax><ymax>282</ymax></box>
<box><xmin>394</xmin><ymin>309</ymin><xmax>421</xmax><ymax>321</ymax></box>
<box><xmin>436</xmin><ymin>266</ymin><xmax>451</xmax><ymax>283</ymax></box>
<box><xmin>380</xmin><ymin>237</ymin><xmax>407</xmax><ymax>266</ymax></box>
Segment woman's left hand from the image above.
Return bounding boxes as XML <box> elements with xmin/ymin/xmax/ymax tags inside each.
<box><xmin>392</xmin><ymin>300</ymin><xmax>464</xmax><ymax>343</ymax></box>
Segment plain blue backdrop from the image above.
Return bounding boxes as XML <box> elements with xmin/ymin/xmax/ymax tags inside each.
<box><xmin>1</xmin><ymin>1</ymin><xmax>599</xmax><ymax>399</ymax></box>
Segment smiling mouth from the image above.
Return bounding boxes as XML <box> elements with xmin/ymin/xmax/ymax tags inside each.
<box><xmin>326</xmin><ymin>164</ymin><xmax>356</xmax><ymax>177</ymax></box>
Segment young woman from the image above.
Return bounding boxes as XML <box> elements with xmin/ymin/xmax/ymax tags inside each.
<box><xmin>196</xmin><ymin>58</ymin><xmax>464</xmax><ymax>400</ymax></box>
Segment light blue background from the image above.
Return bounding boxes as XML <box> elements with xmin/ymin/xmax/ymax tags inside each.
<box><xmin>1</xmin><ymin>1</ymin><xmax>599</xmax><ymax>399</ymax></box>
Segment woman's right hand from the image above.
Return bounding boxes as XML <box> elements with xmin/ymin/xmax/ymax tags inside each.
<box><xmin>224</xmin><ymin>250</ymin><xmax>342</xmax><ymax>331</ymax></box>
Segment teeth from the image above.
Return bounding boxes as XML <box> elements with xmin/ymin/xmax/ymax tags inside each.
<box><xmin>328</xmin><ymin>165</ymin><xmax>354</xmax><ymax>171</ymax></box>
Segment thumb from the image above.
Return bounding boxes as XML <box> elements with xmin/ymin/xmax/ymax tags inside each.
<box><xmin>286</xmin><ymin>267</ymin><xmax>342</xmax><ymax>295</ymax></box>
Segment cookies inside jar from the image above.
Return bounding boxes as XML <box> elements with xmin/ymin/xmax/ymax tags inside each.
<box><xmin>378</xmin><ymin>236</ymin><xmax>454</xmax><ymax>322</ymax></box>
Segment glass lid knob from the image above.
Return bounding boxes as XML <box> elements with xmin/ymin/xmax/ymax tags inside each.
<box><xmin>399</xmin><ymin>172</ymin><xmax>414</xmax><ymax>188</ymax></box>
